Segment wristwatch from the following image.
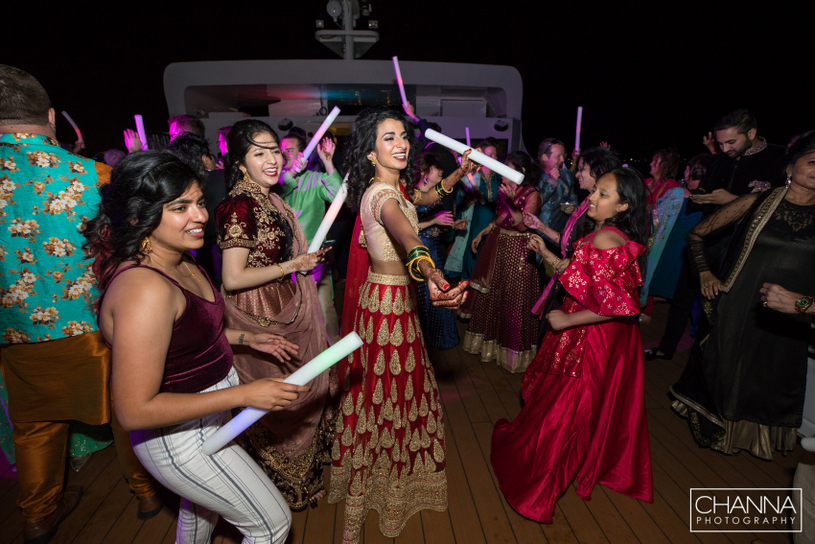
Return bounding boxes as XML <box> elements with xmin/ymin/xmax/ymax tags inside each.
<box><xmin>794</xmin><ymin>295</ymin><xmax>814</xmax><ymax>314</ymax></box>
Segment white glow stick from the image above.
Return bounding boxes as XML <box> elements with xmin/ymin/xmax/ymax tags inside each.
<box><xmin>307</xmin><ymin>176</ymin><xmax>349</xmax><ymax>253</ymax></box>
<box><xmin>392</xmin><ymin>56</ymin><xmax>408</xmax><ymax>107</ymax></box>
<box><xmin>575</xmin><ymin>107</ymin><xmax>583</xmax><ymax>151</ymax></box>
<box><xmin>202</xmin><ymin>332</ymin><xmax>363</xmax><ymax>456</ymax></box>
<box><xmin>61</xmin><ymin>111</ymin><xmax>83</xmax><ymax>142</ymax></box>
<box><xmin>465</xmin><ymin>127</ymin><xmax>471</xmax><ymax>147</ymax></box>
<box><xmin>134</xmin><ymin>115</ymin><xmax>148</xmax><ymax>151</ymax></box>
<box><xmin>424</xmin><ymin>128</ymin><xmax>524</xmax><ymax>185</ymax></box>
<box><xmin>302</xmin><ymin>106</ymin><xmax>340</xmax><ymax>162</ymax></box>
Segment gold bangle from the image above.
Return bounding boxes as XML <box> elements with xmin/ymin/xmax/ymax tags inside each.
<box><xmin>276</xmin><ymin>263</ymin><xmax>286</xmax><ymax>281</ymax></box>
<box><xmin>407</xmin><ymin>255</ymin><xmax>435</xmax><ymax>281</ymax></box>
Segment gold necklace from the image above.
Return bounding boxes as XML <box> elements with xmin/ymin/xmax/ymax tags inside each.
<box><xmin>148</xmin><ymin>255</ymin><xmax>204</xmax><ymax>285</ymax></box>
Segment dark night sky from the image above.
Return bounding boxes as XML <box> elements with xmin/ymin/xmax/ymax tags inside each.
<box><xmin>4</xmin><ymin>2</ymin><xmax>811</xmax><ymax>163</ymax></box>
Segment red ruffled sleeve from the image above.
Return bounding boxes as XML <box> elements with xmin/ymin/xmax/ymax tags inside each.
<box><xmin>559</xmin><ymin>235</ymin><xmax>644</xmax><ymax>316</ymax></box>
<box><xmin>216</xmin><ymin>195</ymin><xmax>258</xmax><ymax>250</ymax></box>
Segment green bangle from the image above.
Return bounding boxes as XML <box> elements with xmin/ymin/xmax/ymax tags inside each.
<box><xmin>434</xmin><ymin>182</ymin><xmax>453</xmax><ymax>197</ymax></box>
<box><xmin>407</xmin><ymin>245</ymin><xmax>431</xmax><ymax>261</ymax></box>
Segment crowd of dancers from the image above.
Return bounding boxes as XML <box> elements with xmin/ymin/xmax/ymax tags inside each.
<box><xmin>1</xmin><ymin>63</ymin><xmax>814</xmax><ymax>544</ymax></box>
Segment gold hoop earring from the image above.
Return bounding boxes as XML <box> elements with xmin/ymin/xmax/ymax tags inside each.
<box><xmin>139</xmin><ymin>237</ymin><xmax>152</xmax><ymax>254</ymax></box>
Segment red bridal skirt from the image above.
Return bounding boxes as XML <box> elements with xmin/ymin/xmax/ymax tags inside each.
<box><xmin>490</xmin><ymin>315</ymin><xmax>653</xmax><ymax>522</ymax></box>
<box><xmin>329</xmin><ymin>270</ymin><xmax>447</xmax><ymax>544</ymax></box>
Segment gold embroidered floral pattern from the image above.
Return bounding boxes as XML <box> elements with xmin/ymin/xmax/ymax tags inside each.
<box><xmin>330</xmin><ymin>277</ymin><xmax>447</xmax><ymax>543</ymax></box>
<box><xmin>216</xmin><ymin>180</ymin><xmax>299</xmax><ymax>269</ymax></box>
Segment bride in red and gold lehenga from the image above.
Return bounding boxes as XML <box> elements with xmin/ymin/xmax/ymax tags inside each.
<box><xmin>328</xmin><ymin>106</ymin><xmax>474</xmax><ymax>543</ymax></box>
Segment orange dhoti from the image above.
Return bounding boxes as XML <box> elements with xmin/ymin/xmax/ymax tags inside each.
<box><xmin>0</xmin><ymin>332</ymin><xmax>158</xmax><ymax>521</ymax></box>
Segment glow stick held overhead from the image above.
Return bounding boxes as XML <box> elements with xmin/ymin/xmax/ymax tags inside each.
<box><xmin>201</xmin><ymin>332</ymin><xmax>364</xmax><ymax>456</ymax></box>
<box><xmin>134</xmin><ymin>114</ymin><xmax>149</xmax><ymax>151</ymax></box>
<box><xmin>61</xmin><ymin>111</ymin><xmax>83</xmax><ymax>142</ymax></box>
<box><xmin>307</xmin><ymin>174</ymin><xmax>349</xmax><ymax>253</ymax></box>
<box><xmin>464</xmin><ymin>129</ymin><xmax>474</xmax><ymax>185</ymax></box>
<box><xmin>424</xmin><ymin>128</ymin><xmax>524</xmax><ymax>185</ymax></box>
<box><xmin>392</xmin><ymin>56</ymin><xmax>408</xmax><ymax>108</ymax></box>
<box><xmin>575</xmin><ymin>106</ymin><xmax>583</xmax><ymax>151</ymax></box>
<box><xmin>302</xmin><ymin>106</ymin><xmax>341</xmax><ymax>162</ymax></box>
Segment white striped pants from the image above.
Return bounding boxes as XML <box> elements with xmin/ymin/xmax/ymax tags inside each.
<box><xmin>131</xmin><ymin>368</ymin><xmax>291</xmax><ymax>544</ymax></box>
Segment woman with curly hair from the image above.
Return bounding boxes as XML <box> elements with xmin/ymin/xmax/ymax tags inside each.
<box><xmin>329</xmin><ymin>106</ymin><xmax>474</xmax><ymax>543</ymax></box>
<box><xmin>215</xmin><ymin>119</ymin><xmax>335</xmax><ymax>510</ymax></box>
<box><xmin>85</xmin><ymin>151</ymin><xmax>304</xmax><ymax>543</ymax></box>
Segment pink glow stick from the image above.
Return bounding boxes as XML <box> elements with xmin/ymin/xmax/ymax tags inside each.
<box><xmin>302</xmin><ymin>106</ymin><xmax>341</xmax><ymax>162</ymax></box>
<box><xmin>392</xmin><ymin>56</ymin><xmax>408</xmax><ymax>107</ymax></box>
<box><xmin>575</xmin><ymin>107</ymin><xmax>583</xmax><ymax>151</ymax></box>
<box><xmin>201</xmin><ymin>332</ymin><xmax>363</xmax><ymax>455</ymax></box>
<box><xmin>61</xmin><ymin>111</ymin><xmax>83</xmax><ymax>142</ymax></box>
<box><xmin>465</xmin><ymin>127</ymin><xmax>471</xmax><ymax>147</ymax></box>
<box><xmin>134</xmin><ymin>115</ymin><xmax>148</xmax><ymax>151</ymax></box>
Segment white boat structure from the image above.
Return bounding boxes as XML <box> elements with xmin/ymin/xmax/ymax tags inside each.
<box><xmin>162</xmin><ymin>1</ymin><xmax>525</xmax><ymax>155</ymax></box>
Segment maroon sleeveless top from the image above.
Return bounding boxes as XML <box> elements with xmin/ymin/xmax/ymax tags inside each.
<box><xmin>101</xmin><ymin>264</ymin><xmax>233</xmax><ymax>393</ymax></box>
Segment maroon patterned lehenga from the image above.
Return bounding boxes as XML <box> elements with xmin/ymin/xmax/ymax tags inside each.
<box><xmin>215</xmin><ymin>179</ymin><xmax>336</xmax><ymax>510</ymax></box>
<box><xmin>461</xmin><ymin>185</ymin><xmax>543</xmax><ymax>373</ymax></box>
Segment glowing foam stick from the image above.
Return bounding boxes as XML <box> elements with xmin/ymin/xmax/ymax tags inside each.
<box><xmin>307</xmin><ymin>174</ymin><xmax>349</xmax><ymax>253</ymax></box>
<box><xmin>392</xmin><ymin>56</ymin><xmax>408</xmax><ymax>107</ymax></box>
<box><xmin>134</xmin><ymin>115</ymin><xmax>148</xmax><ymax>151</ymax></box>
<box><xmin>465</xmin><ymin>127</ymin><xmax>471</xmax><ymax>147</ymax></box>
<box><xmin>575</xmin><ymin>107</ymin><xmax>583</xmax><ymax>151</ymax></box>
<box><xmin>202</xmin><ymin>332</ymin><xmax>363</xmax><ymax>456</ymax></box>
<box><xmin>61</xmin><ymin>111</ymin><xmax>83</xmax><ymax>142</ymax></box>
<box><xmin>302</xmin><ymin>106</ymin><xmax>340</xmax><ymax>162</ymax></box>
<box><xmin>424</xmin><ymin>128</ymin><xmax>524</xmax><ymax>185</ymax></box>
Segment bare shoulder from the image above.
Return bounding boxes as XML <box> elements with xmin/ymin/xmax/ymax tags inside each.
<box><xmin>592</xmin><ymin>229</ymin><xmax>627</xmax><ymax>250</ymax></box>
<box><xmin>102</xmin><ymin>264</ymin><xmax>182</xmax><ymax>316</ymax></box>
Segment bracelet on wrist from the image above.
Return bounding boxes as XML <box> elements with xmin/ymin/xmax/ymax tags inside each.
<box><xmin>238</xmin><ymin>333</ymin><xmax>245</xmax><ymax>345</ymax></box>
<box><xmin>795</xmin><ymin>295</ymin><xmax>814</xmax><ymax>314</ymax></box>
<box><xmin>276</xmin><ymin>263</ymin><xmax>286</xmax><ymax>281</ymax></box>
<box><xmin>434</xmin><ymin>182</ymin><xmax>454</xmax><ymax>198</ymax></box>
<box><xmin>406</xmin><ymin>245</ymin><xmax>434</xmax><ymax>281</ymax></box>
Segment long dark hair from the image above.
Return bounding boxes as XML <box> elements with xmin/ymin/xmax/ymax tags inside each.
<box><xmin>83</xmin><ymin>151</ymin><xmax>202</xmax><ymax>291</ymax></box>
<box><xmin>225</xmin><ymin>119</ymin><xmax>281</xmax><ymax>190</ymax></box>
<box><xmin>652</xmin><ymin>147</ymin><xmax>681</xmax><ymax>181</ymax></box>
<box><xmin>504</xmin><ymin>150</ymin><xmax>541</xmax><ymax>187</ymax></box>
<box><xmin>346</xmin><ymin>106</ymin><xmax>419</xmax><ymax>212</ymax></box>
<box><xmin>584</xmin><ymin>167</ymin><xmax>649</xmax><ymax>247</ymax></box>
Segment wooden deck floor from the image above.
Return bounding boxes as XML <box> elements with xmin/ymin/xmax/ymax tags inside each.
<box><xmin>0</xmin><ymin>302</ymin><xmax>805</xmax><ymax>543</ymax></box>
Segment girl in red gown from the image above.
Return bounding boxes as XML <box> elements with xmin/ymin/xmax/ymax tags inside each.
<box><xmin>491</xmin><ymin>168</ymin><xmax>653</xmax><ymax>523</ymax></box>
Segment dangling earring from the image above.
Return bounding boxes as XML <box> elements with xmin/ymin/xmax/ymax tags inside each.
<box><xmin>370</xmin><ymin>156</ymin><xmax>376</xmax><ymax>168</ymax></box>
<box><xmin>139</xmin><ymin>237</ymin><xmax>152</xmax><ymax>254</ymax></box>
<box><xmin>241</xmin><ymin>168</ymin><xmax>252</xmax><ymax>184</ymax></box>
<box><xmin>786</xmin><ymin>173</ymin><xmax>792</xmax><ymax>187</ymax></box>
